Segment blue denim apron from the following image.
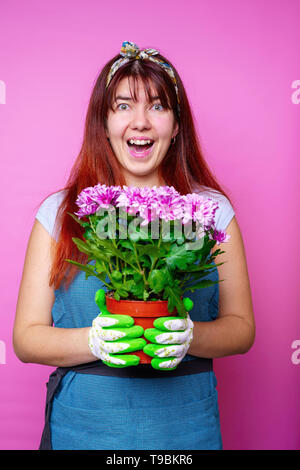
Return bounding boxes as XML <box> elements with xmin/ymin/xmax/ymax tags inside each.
<box><xmin>39</xmin><ymin>265</ymin><xmax>223</xmax><ymax>450</ymax></box>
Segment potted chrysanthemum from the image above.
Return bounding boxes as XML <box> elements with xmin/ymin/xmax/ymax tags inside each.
<box><xmin>66</xmin><ymin>184</ymin><xmax>230</xmax><ymax>363</ymax></box>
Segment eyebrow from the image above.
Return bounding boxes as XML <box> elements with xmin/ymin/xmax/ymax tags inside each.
<box><xmin>115</xmin><ymin>95</ymin><xmax>160</xmax><ymax>102</ymax></box>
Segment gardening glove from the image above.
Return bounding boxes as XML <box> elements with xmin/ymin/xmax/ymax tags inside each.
<box><xmin>88</xmin><ymin>289</ymin><xmax>147</xmax><ymax>368</ymax></box>
<box><xmin>143</xmin><ymin>297</ymin><xmax>194</xmax><ymax>371</ymax></box>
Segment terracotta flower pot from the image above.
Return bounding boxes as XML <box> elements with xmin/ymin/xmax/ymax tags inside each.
<box><xmin>105</xmin><ymin>294</ymin><xmax>179</xmax><ymax>364</ymax></box>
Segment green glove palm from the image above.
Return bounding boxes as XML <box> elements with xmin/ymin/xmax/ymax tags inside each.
<box><xmin>143</xmin><ymin>297</ymin><xmax>194</xmax><ymax>371</ymax></box>
<box><xmin>88</xmin><ymin>289</ymin><xmax>147</xmax><ymax>368</ymax></box>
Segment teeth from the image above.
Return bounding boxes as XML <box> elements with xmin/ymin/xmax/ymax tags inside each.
<box><xmin>128</xmin><ymin>139</ymin><xmax>153</xmax><ymax>145</ymax></box>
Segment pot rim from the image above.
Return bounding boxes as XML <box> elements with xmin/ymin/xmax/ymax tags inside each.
<box><xmin>106</xmin><ymin>290</ymin><xmax>169</xmax><ymax>303</ymax></box>
<box><xmin>105</xmin><ymin>293</ymin><xmax>175</xmax><ymax>317</ymax></box>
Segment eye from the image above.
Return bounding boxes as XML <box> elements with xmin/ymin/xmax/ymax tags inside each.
<box><xmin>152</xmin><ymin>103</ymin><xmax>164</xmax><ymax>111</ymax></box>
<box><xmin>117</xmin><ymin>103</ymin><xmax>129</xmax><ymax>110</ymax></box>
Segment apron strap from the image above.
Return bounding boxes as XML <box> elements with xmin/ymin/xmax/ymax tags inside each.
<box><xmin>59</xmin><ymin>357</ymin><xmax>213</xmax><ymax>378</ymax></box>
<box><xmin>39</xmin><ymin>367</ymin><xmax>69</xmax><ymax>450</ymax></box>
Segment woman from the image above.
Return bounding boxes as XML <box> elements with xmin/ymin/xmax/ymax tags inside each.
<box><xmin>13</xmin><ymin>41</ymin><xmax>255</xmax><ymax>450</ymax></box>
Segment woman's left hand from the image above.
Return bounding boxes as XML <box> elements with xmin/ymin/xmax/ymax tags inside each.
<box><xmin>143</xmin><ymin>298</ymin><xmax>194</xmax><ymax>371</ymax></box>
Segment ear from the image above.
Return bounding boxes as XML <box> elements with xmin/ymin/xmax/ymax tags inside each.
<box><xmin>172</xmin><ymin>121</ymin><xmax>179</xmax><ymax>139</ymax></box>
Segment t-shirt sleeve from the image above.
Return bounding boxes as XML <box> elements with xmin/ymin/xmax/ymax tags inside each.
<box><xmin>212</xmin><ymin>193</ymin><xmax>235</xmax><ymax>232</ymax></box>
<box><xmin>35</xmin><ymin>190</ymin><xmax>65</xmax><ymax>240</ymax></box>
<box><xmin>193</xmin><ymin>186</ymin><xmax>235</xmax><ymax>232</ymax></box>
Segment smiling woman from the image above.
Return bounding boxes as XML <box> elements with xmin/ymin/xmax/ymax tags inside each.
<box><xmin>13</xmin><ymin>41</ymin><xmax>255</xmax><ymax>451</ymax></box>
<box><xmin>105</xmin><ymin>76</ymin><xmax>179</xmax><ymax>185</ymax></box>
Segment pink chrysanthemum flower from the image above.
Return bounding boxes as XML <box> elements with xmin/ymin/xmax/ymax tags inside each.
<box><xmin>91</xmin><ymin>184</ymin><xmax>122</xmax><ymax>208</ymax></box>
<box><xmin>116</xmin><ymin>185</ymin><xmax>183</xmax><ymax>226</ymax></box>
<box><xmin>181</xmin><ymin>194</ymin><xmax>219</xmax><ymax>229</ymax></box>
<box><xmin>75</xmin><ymin>184</ymin><xmax>121</xmax><ymax>218</ymax></box>
<box><xmin>209</xmin><ymin>228</ymin><xmax>231</xmax><ymax>245</ymax></box>
<box><xmin>116</xmin><ymin>186</ymin><xmax>154</xmax><ymax>222</ymax></box>
<box><xmin>147</xmin><ymin>186</ymin><xmax>184</xmax><ymax>224</ymax></box>
<box><xmin>74</xmin><ymin>186</ymin><xmax>99</xmax><ymax>218</ymax></box>
<box><xmin>75</xmin><ymin>184</ymin><xmax>229</xmax><ymax>245</ymax></box>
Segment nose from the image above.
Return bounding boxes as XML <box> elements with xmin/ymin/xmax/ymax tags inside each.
<box><xmin>129</xmin><ymin>105</ymin><xmax>151</xmax><ymax>130</ymax></box>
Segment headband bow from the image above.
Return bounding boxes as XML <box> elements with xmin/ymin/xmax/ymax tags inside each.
<box><xmin>106</xmin><ymin>41</ymin><xmax>180</xmax><ymax>114</ymax></box>
<box><xmin>120</xmin><ymin>41</ymin><xmax>159</xmax><ymax>60</ymax></box>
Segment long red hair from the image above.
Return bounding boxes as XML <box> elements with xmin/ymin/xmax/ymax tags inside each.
<box><xmin>46</xmin><ymin>51</ymin><xmax>234</xmax><ymax>290</ymax></box>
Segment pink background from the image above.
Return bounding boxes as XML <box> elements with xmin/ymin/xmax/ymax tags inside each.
<box><xmin>1</xmin><ymin>0</ymin><xmax>299</xmax><ymax>450</ymax></box>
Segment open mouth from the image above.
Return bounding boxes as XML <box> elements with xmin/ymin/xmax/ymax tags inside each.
<box><xmin>127</xmin><ymin>140</ymin><xmax>154</xmax><ymax>153</ymax></box>
<box><xmin>126</xmin><ymin>140</ymin><xmax>155</xmax><ymax>158</ymax></box>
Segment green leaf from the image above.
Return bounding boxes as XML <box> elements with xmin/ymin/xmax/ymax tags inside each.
<box><xmin>72</xmin><ymin>238</ymin><xmax>113</xmax><ymax>268</ymax></box>
<box><xmin>148</xmin><ymin>270</ymin><xmax>165</xmax><ymax>293</ymax></box>
<box><xmin>110</xmin><ymin>279</ymin><xmax>137</xmax><ymax>297</ymax></box>
<box><xmin>179</xmin><ymin>262</ymin><xmax>223</xmax><ymax>273</ymax></box>
<box><xmin>128</xmin><ymin>223</ymin><xmax>150</xmax><ymax>242</ymax></box>
<box><xmin>136</xmin><ymin>244</ymin><xmax>160</xmax><ymax>258</ymax></box>
<box><xmin>83</xmin><ymin>228</ymin><xmax>97</xmax><ymax>242</ymax></box>
<box><xmin>67</xmin><ymin>212</ymin><xmax>90</xmax><ymax>228</ymax></box>
<box><xmin>165</xmin><ymin>244</ymin><xmax>197</xmax><ymax>270</ymax></box>
<box><xmin>123</xmin><ymin>279</ymin><xmax>136</xmax><ymax>290</ymax></box>
<box><xmin>72</xmin><ymin>237</ymin><xmax>93</xmax><ymax>256</ymax></box>
<box><xmin>143</xmin><ymin>290</ymin><xmax>150</xmax><ymax>301</ymax></box>
<box><xmin>160</xmin><ymin>240</ymin><xmax>172</xmax><ymax>252</ymax></box>
<box><xmin>118</xmin><ymin>240</ymin><xmax>134</xmax><ymax>251</ymax></box>
<box><xmin>65</xmin><ymin>259</ymin><xmax>96</xmax><ymax>278</ymax></box>
<box><xmin>113</xmin><ymin>286</ymin><xmax>129</xmax><ymax>298</ymax></box>
<box><xmin>123</xmin><ymin>267</ymin><xmax>136</xmax><ymax>275</ymax></box>
<box><xmin>114</xmin><ymin>291</ymin><xmax>120</xmax><ymax>301</ymax></box>
<box><xmin>129</xmin><ymin>280</ymin><xmax>145</xmax><ymax>298</ymax></box>
<box><xmin>198</xmin><ymin>238</ymin><xmax>216</xmax><ymax>260</ymax></box>
<box><xmin>111</xmin><ymin>271</ymin><xmax>122</xmax><ymax>281</ymax></box>
<box><xmin>176</xmin><ymin>236</ymin><xmax>185</xmax><ymax>245</ymax></box>
<box><xmin>95</xmin><ymin>259</ymin><xmax>106</xmax><ymax>274</ymax></box>
<box><xmin>128</xmin><ymin>232</ymin><xmax>143</xmax><ymax>242</ymax></box>
<box><xmin>94</xmin><ymin>238</ymin><xmax>133</xmax><ymax>265</ymax></box>
<box><xmin>133</xmin><ymin>272</ymin><xmax>143</xmax><ymax>282</ymax></box>
<box><xmin>181</xmin><ymin>271</ymin><xmax>213</xmax><ymax>284</ymax></box>
<box><xmin>141</xmin><ymin>244</ymin><xmax>168</xmax><ymax>265</ymax></box>
<box><xmin>210</xmin><ymin>248</ymin><xmax>224</xmax><ymax>258</ymax></box>
<box><xmin>184</xmin><ymin>279</ymin><xmax>220</xmax><ymax>292</ymax></box>
<box><xmin>96</xmin><ymin>271</ymin><xmax>110</xmax><ymax>285</ymax></box>
<box><xmin>160</xmin><ymin>267</ymin><xmax>173</xmax><ymax>285</ymax></box>
<box><xmin>163</xmin><ymin>285</ymin><xmax>186</xmax><ymax>317</ymax></box>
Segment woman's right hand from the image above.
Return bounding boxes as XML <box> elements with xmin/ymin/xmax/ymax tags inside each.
<box><xmin>88</xmin><ymin>289</ymin><xmax>146</xmax><ymax>368</ymax></box>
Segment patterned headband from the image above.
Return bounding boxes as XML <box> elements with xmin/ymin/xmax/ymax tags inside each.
<box><xmin>106</xmin><ymin>41</ymin><xmax>180</xmax><ymax>115</ymax></box>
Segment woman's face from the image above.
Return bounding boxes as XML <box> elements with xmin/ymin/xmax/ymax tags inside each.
<box><xmin>105</xmin><ymin>76</ymin><xmax>178</xmax><ymax>187</ymax></box>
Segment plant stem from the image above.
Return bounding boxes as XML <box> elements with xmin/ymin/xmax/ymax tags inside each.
<box><xmin>90</xmin><ymin>214</ymin><xmax>144</xmax><ymax>278</ymax></box>
<box><xmin>107</xmin><ymin>212</ymin><xmax>120</xmax><ymax>271</ymax></box>
<box><xmin>147</xmin><ymin>226</ymin><xmax>162</xmax><ymax>280</ymax></box>
<box><xmin>177</xmin><ymin>272</ymin><xmax>191</xmax><ymax>289</ymax></box>
<box><xmin>133</xmin><ymin>243</ymin><xmax>148</xmax><ymax>286</ymax></box>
